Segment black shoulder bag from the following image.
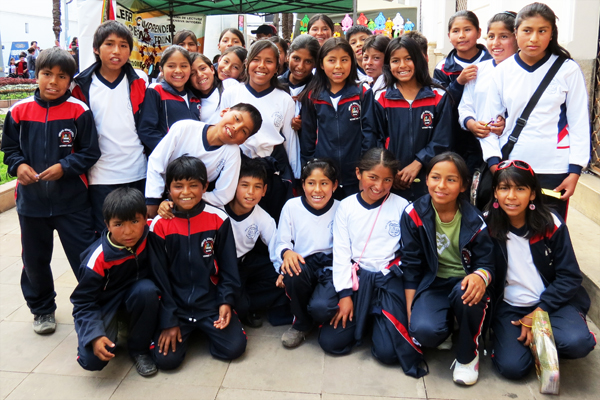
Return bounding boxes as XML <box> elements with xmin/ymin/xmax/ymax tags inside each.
<box><xmin>470</xmin><ymin>56</ymin><xmax>566</xmax><ymax>210</ymax></box>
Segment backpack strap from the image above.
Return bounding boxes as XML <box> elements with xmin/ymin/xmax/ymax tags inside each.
<box><xmin>501</xmin><ymin>57</ymin><xmax>566</xmax><ymax>160</ymax></box>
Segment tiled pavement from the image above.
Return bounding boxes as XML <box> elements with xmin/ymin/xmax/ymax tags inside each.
<box><xmin>1</xmin><ymin>207</ymin><xmax>599</xmax><ymax>400</ymax></box>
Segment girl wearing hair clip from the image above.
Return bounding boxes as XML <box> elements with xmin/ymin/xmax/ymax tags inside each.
<box><xmin>485</xmin><ymin>159</ymin><xmax>595</xmax><ymax>380</ymax></box>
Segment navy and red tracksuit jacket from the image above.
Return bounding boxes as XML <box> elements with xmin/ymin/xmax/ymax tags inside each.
<box><xmin>363</xmin><ymin>85</ymin><xmax>452</xmax><ymax>171</ymax></box>
<box><xmin>138</xmin><ymin>81</ymin><xmax>201</xmax><ymax>152</ymax></box>
<box><xmin>490</xmin><ymin>212</ymin><xmax>591</xmax><ymax>315</ymax></box>
<box><xmin>72</xmin><ymin>61</ymin><xmax>146</xmax><ymax>124</ymax></box>
<box><xmin>71</xmin><ymin>226</ymin><xmax>172</xmax><ymax>347</ymax></box>
<box><xmin>149</xmin><ymin>201</ymin><xmax>241</xmax><ymax>327</ymax></box>
<box><xmin>300</xmin><ymin>82</ymin><xmax>372</xmax><ymax>187</ymax></box>
<box><xmin>1</xmin><ymin>89</ymin><xmax>100</xmax><ymax>217</ymax></box>
<box><xmin>400</xmin><ymin>195</ymin><xmax>495</xmax><ymax>302</ymax></box>
<box><xmin>433</xmin><ymin>44</ymin><xmax>491</xmax><ymax>104</ymax></box>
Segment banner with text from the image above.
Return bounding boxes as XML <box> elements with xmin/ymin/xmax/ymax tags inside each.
<box><xmin>116</xmin><ymin>3</ymin><xmax>205</xmax><ymax>79</ymax></box>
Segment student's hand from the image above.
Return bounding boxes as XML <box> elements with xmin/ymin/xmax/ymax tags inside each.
<box><xmin>394</xmin><ymin>171</ymin><xmax>410</xmax><ymax>190</ymax></box>
<box><xmin>457</xmin><ymin>65</ymin><xmax>478</xmax><ymax>85</ymax></box>
<box><xmin>291</xmin><ymin>116</ymin><xmax>302</xmax><ymax>131</ymax></box>
<box><xmin>466</xmin><ymin>119</ymin><xmax>492</xmax><ymax>138</ymax></box>
<box><xmin>158</xmin><ymin>326</ymin><xmax>182</xmax><ymax>355</ymax></box>
<box><xmin>281</xmin><ymin>250</ymin><xmax>305</xmax><ymax>276</ymax></box>
<box><xmin>91</xmin><ymin>336</ymin><xmax>115</xmax><ymax>361</ymax></box>
<box><xmin>275</xmin><ymin>274</ymin><xmax>285</xmax><ymax>288</ymax></box>
<box><xmin>147</xmin><ymin>205</ymin><xmax>159</xmax><ymax>219</ymax></box>
<box><xmin>214</xmin><ymin>304</ymin><xmax>232</xmax><ymax>329</ymax></box>
<box><xmin>16</xmin><ymin>164</ymin><xmax>39</xmax><ymax>186</ymax></box>
<box><xmin>330</xmin><ymin>296</ymin><xmax>353</xmax><ymax>329</ymax></box>
<box><xmin>490</xmin><ymin>164</ymin><xmax>498</xmax><ymax>174</ymax></box>
<box><xmin>397</xmin><ymin>160</ymin><xmax>422</xmax><ymax>187</ymax></box>
<box><xmin>461</xmin><ymin>273</ymin><xmax>486</xmax><ymax>306</ymax></box>
<box><xmin>38</xmin><ymin>163</ymin><xmax>64</xmax><ymax>181</ymax></box>
<box><xmin>554</xmin><ymin>173</ymin><xmax>580</xmax><ymax>200</ymax></box>
<box><xmin>157</xmin><ymin>200</ymin><xmax>175</xmax><ymax>219</ymax></box>
<box><xmin>511</xmin><ymin>307</ymin><xmax>543</xmax><ymax>347</ymax></box>
<box><xmin>489</xmin><ymin>116</ymin><xmax>505</xmax><ymax>136</ymax></box>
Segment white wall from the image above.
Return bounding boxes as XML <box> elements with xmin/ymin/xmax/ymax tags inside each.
<box><xmin>1</xmin><ymin>0</ymin><xmax>79</xmax><ymax>71</ymax></box>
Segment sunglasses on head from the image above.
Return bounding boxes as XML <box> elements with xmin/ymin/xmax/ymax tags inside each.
<box><xmin>497</xmin><ymin>160</ymin><xmax>534</xmax><ymax>176</ymax></box>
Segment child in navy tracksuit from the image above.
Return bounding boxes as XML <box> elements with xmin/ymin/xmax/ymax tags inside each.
<box><xmin>2</xmin><ymin>48</ymin><xmax>100</xmax><ymax>334</ymax></box>
<box><xmin>301</xmin><ymin>38</ymin><xmax>372</xmax><ymax>200</ymax></box>
<box><xmin>71</xmin><ymin>188</ymin><xmax>164</xmax><ymax>376</ymax></box>
<box><xmin>486</xmin><ymin>161</ymin><xmax>595</xmax><ymax>380</ymax></box>
<box><xmin>400</xmin><ymin>153</ymin><xmax>495</xmax><ymax>385</ymax></box>
<box><xmin>364</xmin><ymin>36</ymin><xmax>452</xmax><ymax>202</ymax></box>
<box><xmin>150</xmin><ymin>156</ymin><xmax>246</xmax><ymax>369</ymax></box>
<box><xmin>138</xmin><ymin>45</ymin><xmax>201</xmax><ymax>152</ymax></box>
<box><xmin>433</xmin><ymin>11</ymin><xmax>491</xmax><ymax>172</ymax></box>
<box><xmin>72</xmin><ymin>21</ymin><xmax>149</xmax><ymax>233</ymax></box>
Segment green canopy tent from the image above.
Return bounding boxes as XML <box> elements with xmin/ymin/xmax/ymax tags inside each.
<box><xmin>126</xmin><ymin>0</ymin><xmax>354</xmax><ymax>16</ymax></box>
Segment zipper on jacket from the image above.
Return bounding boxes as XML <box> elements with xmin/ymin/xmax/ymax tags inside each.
<box><xmin>103</xmin><ymin>270</ymin><xmax>110</xmax><ymax>291</ymax></box>
<box><xmin>185</xmin><ymin>216</ymin><xmax>195</xmax><ymax>320</ymax></box>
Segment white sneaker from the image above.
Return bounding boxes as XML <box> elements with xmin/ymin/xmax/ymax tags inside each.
<box><xmin>437</xmin><ymin>335</ymin><xmax>452</xmax><ymax>350</ymax></box>
<box><xmin>452</xmin><ymin>354</ymin><xmax>479</xmax><ymax>386</ymax></box>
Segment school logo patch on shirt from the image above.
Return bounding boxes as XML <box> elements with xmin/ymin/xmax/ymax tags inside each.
<box><xmin>348</xmin><ymin>102</ymin><xmax>361</xmax><ymax>120</ymax></box>
<box><xmin>461</xmin><ymin>249</ymin><xmax>471</xmax><ymax>266</ymax></box>
<box><xmin>272</xmin><ymin>111</ymin><xmax>283</xmax><ymax>128</ymax></box>
<box><xmin>201</xmin><ymin>238</ymin><xmax>215</xmax><ymax>256</ymax></box>
<box><xmin>245</xmin><ymin>224</ymin><xmax>259</xmax><ymax>239</ymax></box>
<box><xmin>386</xmin><ymin>221</ymin><xmax>400</xmax><ymax>237</ymax></box>
<box><xmin>328</xmin><ymin>220</ymin><xmax>334</xmax><ymax>235</ymax></box>
<box><xmin>436</xmin><ymin>232</ymin><xmax>450</xmax><ymax>255</ymax></box>
<box><xmin>58</xmin><ymin>129</ymin><xmax>75</xmax><ymax>147</ymax></box>
<box><xmin>421</xmin><ymin>111</ymin><xmax>434</xmax><ymax>128</ymax></box>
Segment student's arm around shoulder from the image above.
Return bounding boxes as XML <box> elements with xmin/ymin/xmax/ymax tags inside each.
<box><xmin>145</xmin><ymin>123</ymin><xmax>186</xmax><ymax>204</ymax></box>
<box><xmin>202</xmin><ymin>144</ymin><xmax>241</xmax><ymax>207</ymax></box>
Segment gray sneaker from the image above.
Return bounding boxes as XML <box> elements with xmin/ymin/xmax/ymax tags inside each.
<box><xmin>33</xmin><ymin>313</ymin><xmax>56</xmax><ymax>334</ymax></box>
<box><xmin>281</xmin><ymin>327</ymin><xmax>308</xmax><ymax>348</ymax></box>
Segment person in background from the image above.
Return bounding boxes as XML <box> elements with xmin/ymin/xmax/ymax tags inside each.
<box><xmin>252</xmin><ymin>24</ymin><xmax>277</xmax><ymax>40</ymax></box>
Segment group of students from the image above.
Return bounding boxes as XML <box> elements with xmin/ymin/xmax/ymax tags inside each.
<box><xmin>1</xmin><ymin>1</ymin><xmax>595</xmax><ymax>387</ymax></box>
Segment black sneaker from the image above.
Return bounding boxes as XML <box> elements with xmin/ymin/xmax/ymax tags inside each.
<box><xmin>133</xmin><ymin>354</ymin><xmax>157</xmax><ymax>376</ymax></box>
<box><xmin>33</xmin><ymin>313</ymin><xmax>56</xmax><ymax>334</ymax></box>
<box><xmin>242</xmin><ymin>312</ymin><xmax>263</xmax><ymax>328</ymax></box>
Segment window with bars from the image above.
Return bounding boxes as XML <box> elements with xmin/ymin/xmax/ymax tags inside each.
<box><xmin>456</xmin><ymin>0</ymin><xmax>468</xmax><ymax>11</ymax></box>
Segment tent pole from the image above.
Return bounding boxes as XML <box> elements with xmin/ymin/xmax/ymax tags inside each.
<box><xmin>353</xmin><ymin>0</ymin><xmax>357</xmax><ymax>21</ymax></box>
<box><xmin>170</xmin><ymin>1</ymin><xmax>174</xmax><ymax>43</ymax></box>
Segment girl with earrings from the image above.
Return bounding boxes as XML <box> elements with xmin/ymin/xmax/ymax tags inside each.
<box><xmin>486</xmin><ymin>160</ymin><xmax>595</xmax><ymax>380</ymax></box>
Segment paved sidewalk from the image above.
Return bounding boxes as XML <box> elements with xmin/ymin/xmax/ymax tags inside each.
<box><xmin>0</xmin><ymin>207</ymin><xmax>598</xmax><ymax>400</ymax></box>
